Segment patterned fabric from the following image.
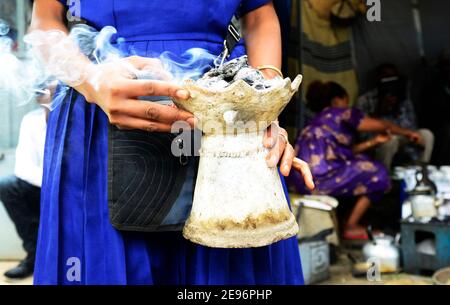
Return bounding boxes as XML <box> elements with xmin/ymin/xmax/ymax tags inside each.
<box><xmin>356</xmin><ymin>88</ymin><xmax>418</xmax><ymax>130</ymax></box>
<box><xmin>288</xmin><ymin>107</ymin><xmax>390</xmax><ymax>201</ymax></box>
<box><xmin>287</xmin><ymin>0</ymin><xmax>359</xmax><ymax>104</ymax></box>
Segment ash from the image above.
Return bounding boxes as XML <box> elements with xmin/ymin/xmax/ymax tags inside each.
<box><xmin>196</xmin><ymin>56</ymin><xmax>282</xmax><ymax>90</ymax></box>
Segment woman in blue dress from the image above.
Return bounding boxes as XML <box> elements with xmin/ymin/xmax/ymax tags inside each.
<box><xmin>31</xmin><ymin>0</ymin><xmax>314</xmax><ymax>284</ymax></box>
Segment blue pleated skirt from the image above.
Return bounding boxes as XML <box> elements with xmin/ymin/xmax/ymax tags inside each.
<box><xmin>34</xmin><ymin>40</ymin><xmax>303</xmax><ymax>285</ymax></box>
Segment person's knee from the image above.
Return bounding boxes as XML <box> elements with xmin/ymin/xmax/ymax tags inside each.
<box><xmin>419</xmin><ymin>129</ymin><xmax>434</xmax><ymax>147</ymax></box>
<box><xmin>378</xmin><ymin>136</ymin><xmax>400</xmax><ymax>153</ymax></box>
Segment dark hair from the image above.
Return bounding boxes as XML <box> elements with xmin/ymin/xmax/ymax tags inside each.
<box><xmin>376</xmin><ymin>63</ymin><xmax>399</xmax><ymax>80</ymax></box>
<box><xmin>306</xmin><ymin>81</ymin><xmax>348</xmax><ymax>112</ymax></box>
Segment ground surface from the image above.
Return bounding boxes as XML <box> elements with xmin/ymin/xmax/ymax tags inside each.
<box><xmin>319</xmin><ymin>253</ymin><xmax>433</xmax><ymax>285</ymax></box>
<box><xmin>0</xmin><ymin>256</ymin><xmax>434</xmax><ymax>286</ymax></box>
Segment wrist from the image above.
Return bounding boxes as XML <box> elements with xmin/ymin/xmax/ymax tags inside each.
<box><xmin>257</xmin><ymin>65</ymin><xmax>283</xmax><ymax>79</ymax></box>
<box><xmin>74</xmin><ymin>82</ymin><xmax>95</xmax><ymax>103</ymax></box>
<box><xmin>403</xmin><ymin>129</ymin><xmax>413</xmax><ymax>138</ymax></box>
<box><xmin>73</xmin><ymin>64</ymin><xmax>99</xmax><ymax>103</ymax></box>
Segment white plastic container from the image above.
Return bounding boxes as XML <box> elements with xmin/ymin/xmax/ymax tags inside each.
<box><xmin>299</xmin><ymin>241</ymin><xmax>330</xmax><ymax>285</ymax></box>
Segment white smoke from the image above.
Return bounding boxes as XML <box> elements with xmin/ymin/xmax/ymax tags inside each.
<box><xmin>0</xmin><ymin>20</ymin><xmax>47</xmax><ymax>106</ymax></box>
<box><xmin>25</xmin><ymin>24</ymin><xmax>217</xmax><ymax>85</ymax></box>
<box><xmin>0</xmin><ymin>18</ymin><xmax>9</xmax><ymax>36</ymax></box>
<box><xmin>1</xmin><ymin>23</ymin><xmax>218</xmax><ymax>110</ymax></box>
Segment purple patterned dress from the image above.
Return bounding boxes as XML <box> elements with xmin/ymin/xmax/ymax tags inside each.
<box><xmin>288</xmin><ymin>107</ymin><xmax>390</xmax><ymax>201</ymax></box>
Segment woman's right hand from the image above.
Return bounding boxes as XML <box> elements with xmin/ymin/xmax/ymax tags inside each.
<box><xmin>75</xmin><ymin>56</ymin><xmax>195</xmax><ymax>132</ymax></box>
<box><xmin>374</xmin><ymin>133</ymin><xmax>391</xmax><ymax>145</ymax></box>
<box><xmin>406</xmin><ymin>130</ymin><xmax>424</xmax><ymax>146</ymax></box>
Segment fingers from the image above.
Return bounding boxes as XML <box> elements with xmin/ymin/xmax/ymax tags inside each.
<box><xmin>109</xmin><ymin>114</ymin><xmax>177</xmax><ymax>133</ymax></box>
<box><xmin>263</xmin><ymin>124</ymin><xmax>274</xmax><ymax>147</ymax></box>
<box><xmin>280</xmin><ymin>143</ymin><xmax>295</xmax><ymax>176</ymax></box>
<box><xmin>111</xmin><ymin>99</ymin><xmax>196</xmax><ymax>127</ymax></box>
<box><xmin>265</xmin><ymin>133</ymin><xmax>287</xmax><ymax>168</ymax></box>
<box><xmin>125</xmin><ymin>56</ymin><xmax>173</xmax><ymax>81</ymax></box>
<box><xmin>263</xmin><ymin>121</ymin><xmax>279</xmax><ymax>148</ymax></box>
<box><xmin>118</xmin><ymin>79</ymin><xmax>190</xmax><ymax>100</ymax></box>
<box><xmin>293</xmin><ymin>158</ymin><xmax>315</xmax><ymax>190</ymax></box>
<box><xmin>265</xmin><ymin>122</ymin><xmax>289</xmax><ymax>168</ymax></box>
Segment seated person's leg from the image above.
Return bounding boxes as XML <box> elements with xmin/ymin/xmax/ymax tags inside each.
<box><xmin>417</xmin><ymin>129</ymin><xmax>434</xmax><ymax>164</ymax></box>
<box><xmin>344</xmin><ymin>196</ymin><xmax>371</xmax><ymax>237</ymax></box>
<box><xmin>335</xmin><ymin>159</ymin><xmax>390</xmax><ymax>239</ymax></box>
<box><xmin>0</xmin><ymin>175</ymin><xmax>40</xmax><ymax>279</ymax></box>
<box><xmin>0</xmin><ymin>175</ymin><xmax>24</xmax><ymax>214</ymax></box>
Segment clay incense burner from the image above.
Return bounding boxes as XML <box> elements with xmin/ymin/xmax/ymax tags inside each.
<box><xmin>173</xmin><ymin>57</ymin><xmax>303</xmax><ymax>248</ymax></box>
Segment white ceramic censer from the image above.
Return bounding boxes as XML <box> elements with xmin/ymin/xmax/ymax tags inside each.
<box><xmin>173</xmin><ymin>61</ymin><xmax>303</xmax><ymax>248</ymax></box>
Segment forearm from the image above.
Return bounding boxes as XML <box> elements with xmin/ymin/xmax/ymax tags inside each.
<box><xmin>352</xmin><ymin>139</ymin><xmax>377</xmax><ymax>154</ymax></box>
<box><xmin>30</xmin><ymin>0</ymin><xmax>68</xmax><ymax>32</ymax></box>
<box><xmin>383</xmin><ymin>120</ymin><xmax>412</xmax><ymax>137</ymax></box>
<box><xmin>30</xmin><ymin>0</ymin><xmax>95</xmax><ymax>99</ymax></box>
<box><xmin>241</xmin><ymin>2</ymin><xmax>282</xmax><ymax>79</ymax></box>
<box><xmin>358</xmin><ymin>116</ymin><xmax>411</xmax><ymax>137</ymax></box>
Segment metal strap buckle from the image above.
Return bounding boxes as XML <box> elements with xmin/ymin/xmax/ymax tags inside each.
<box><xmin>228</xmin><ymin>24</ymin><xmax>241</xmax><ymax>42</ymax></box>
<box><xmin>214</xmin><ymin>24</ymin><xmax>240</xmax><ymax>67</ymax></box>
<box><xmin>214</xmin><ymin>40</ymin><xmax>229</xmax><ymax>67</ymax></box>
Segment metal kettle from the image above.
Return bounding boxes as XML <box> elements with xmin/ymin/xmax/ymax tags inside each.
<box><xmin>362</xmin><ymin>227</ymin><xmax>401</xmax><ymax>273</ymax></box>
<box><xmin>408</xmin><ymin>163</ymin><xmax>439</xmax><ymax>220</ymax></box>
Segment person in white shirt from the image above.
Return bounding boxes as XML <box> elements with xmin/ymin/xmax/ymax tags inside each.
<box><xmin>0</xmin><ymin>85</ymin><xmax>51</xmax><ymax>280</ymax></box>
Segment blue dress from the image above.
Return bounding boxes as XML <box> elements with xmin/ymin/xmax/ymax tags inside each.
<box><xmin>34</xmin><ymin>0</ymin><xmax>303</xmax><ymax>285</ymax></box>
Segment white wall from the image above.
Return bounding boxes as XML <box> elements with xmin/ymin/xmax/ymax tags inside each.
<box><xmin>0</xmin><ymin>0</ymin><xmax>38</xmax><ymax>260</ymax></box>
<box><xmin>0</xmin><ymin>149</ymin><xmax>27</xmax><ymax>260</ymax></box>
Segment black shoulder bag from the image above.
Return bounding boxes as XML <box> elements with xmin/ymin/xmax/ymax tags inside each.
<box><xmin>108</xmin><ymin>20</ymin><xmax>242</xmax><ymax>232</ymax></box>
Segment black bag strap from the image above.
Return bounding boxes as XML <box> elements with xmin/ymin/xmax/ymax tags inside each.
<box><xmin>214</xmin><ymin>17</ymin><xmax>242</xmax><ymax>66</ymax></box>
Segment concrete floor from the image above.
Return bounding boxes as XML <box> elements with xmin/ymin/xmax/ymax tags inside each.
<box><xmin>0</xmin><ymin>258</ymin><xmax>433</xmax><ymax>286</ymax></box>
<box><xmin>319</xmin><ymin>253</ymin><xmax>433</xmax><ymax>285</ymax></box>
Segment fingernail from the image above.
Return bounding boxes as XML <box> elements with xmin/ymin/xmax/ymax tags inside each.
<box><xmin>187</xmin><ymin>117</ymin><xmax>197</xmax><ymax>127</ymax></box>
<box><xmin>176</xmin><ymin>89</ymin><xmax>189</xmax><ymax>99</ymax></box>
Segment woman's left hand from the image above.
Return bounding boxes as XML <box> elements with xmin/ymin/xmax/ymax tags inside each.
<box><xmin>263</xmin><ymin>122</ymin><xmax>315</xmax><ymax>190</ymax></box>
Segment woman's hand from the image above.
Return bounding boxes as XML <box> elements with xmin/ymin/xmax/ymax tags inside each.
<box><xmin>407</xmin><ymin>130</ymin><xmax>424</xmax><ymax>146</ymax></box>
<box><xmin>76</xmin><ymin>56</ymin><xmax>195</xmax><ymax>132</ymax></box>
<box><xmin>263</xmin><ymin>122</ymin><xmax>315</xmax><ymax>190</ymax></box>
<box><xmin>374</xmin><ymin>133</ymin><xmax>391</xmax><ymax>145</ymax></box>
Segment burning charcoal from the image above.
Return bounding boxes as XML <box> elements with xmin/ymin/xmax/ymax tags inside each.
<box><xmin>196</xmin><ymin>55</ymin><xmax>282</xmax><ymax>90</ymax></box>
<box><xmin>219</xmin><ymin>56</ymin><xmax>248</xmax><ymax>81</ymax></box>
<box><xmin>253</xmin><ymin>84</ymin><xmax>265</xmax><ymax>90</ymax></box>
<box><xmin>203</xmin><ymin>56</ymin><xmax>247</xmax><ymax>80</ymax></box>
<box><xmin>233</xmin><ymin>67</ymin><xmax>265</xmax><ymax>86</ymax></box>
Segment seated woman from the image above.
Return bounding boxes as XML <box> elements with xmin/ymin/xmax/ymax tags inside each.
<box><xmin>289</xmin><ymin>81</ymin><xmax>422</xmax><ymax>239</ymax></box>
